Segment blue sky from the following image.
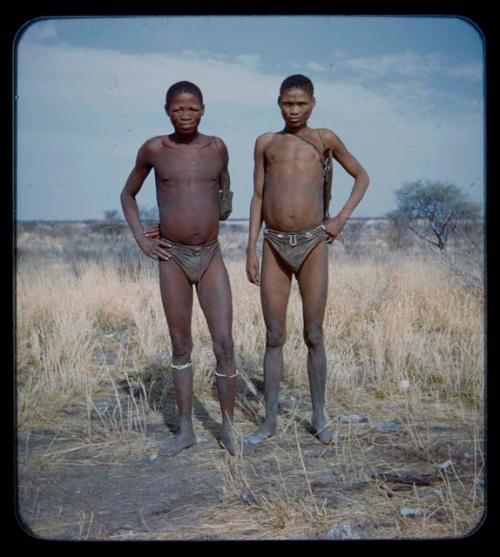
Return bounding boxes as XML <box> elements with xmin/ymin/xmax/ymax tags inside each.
<box><xmin>15</xmin><ymin>15</ymin><xmax>484</xmax><ymax>220</ymax></box>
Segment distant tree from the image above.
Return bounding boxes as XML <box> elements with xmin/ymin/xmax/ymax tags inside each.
<box><xmin>337</xmin><ymin>219</ymin><xmax>366</xmax><ymax>255</ymax></box>
<box><xmin>104</xmin><ymin>209</ymin><xmax>120</xmax><ymax>221</ymax></box>
<box><xmin>395</xmin><ymin>180</ymin><xmax>481</xmax><ymax>250</ymax></box>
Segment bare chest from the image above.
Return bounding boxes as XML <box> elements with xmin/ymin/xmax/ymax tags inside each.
<box><xmin>265</xmin><ymin>136</ymin><xmax>320</xmax><ymax>168</ymax></box>
<box><xmin>153</xmin><ymin>143</ymin><xmax>222</xmax><ymax>183</ymax></box>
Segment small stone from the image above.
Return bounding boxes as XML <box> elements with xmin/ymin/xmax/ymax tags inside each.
<box><xmin>383</xmin><ymin>402</ymin><xmax>398</xmax><ymax>410</ymax></box>
<box><xmin>149</xmin><ymin>453</ymin><xmax>158</xmax><ymax>461</ymax></box>
<box><xmin>399</xmin><ymin>380</ymin><xmax>410</xmax><ymax>392</ymax></box>
<box><xmin>399</xmin><ymin>507</ymin><xmax>425</xmax><ymax>518</ymax></box>
<box><xmin>374</xmin><ymin>419</ymin><xmax>400</xmax><ymax>433</ymax></box>
<box><xmin>337</xmin><ymin>414</ymin><xmax>367</xmax><ymax>423</ymax></box>
<box><xmin>323</xmin><ymin>524</ymin><xmax>363</xmax><ymax>540</ymax></box>
<box><xmin>430</xmin><ymin>424</ymin><xmax>454</xmax><ymax>432</ymax></box>
<box><xmin>439</xmin><ymin>459</ymin><xmax>454</xmax><ymax>471</ymax></box>
<box><xmin>94</xmin><ymin>401</ymin><xmax>114</xmax><ymax>417</ymax></box>
<box><xmin>239</xmin><ymin>491</ymin><xmax>257</xmax><ymax>505</ymax></box>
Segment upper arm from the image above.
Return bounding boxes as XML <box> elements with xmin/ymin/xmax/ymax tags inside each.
<box><xmin>213</xmin><ymin>136</ymin><xmax>229</xmax><ymax>167</ymax></box>
<box><xmin>253</xmin><ymin>134</ymin><xmax>271</xmax><ymax>199</ymax></box>
<box><xmin>323</xmin><ymin>129</ymin><xmax>367</xmax><ymax>179</ymax></box>
<box><xmin>213</xmin><ymin>137</ymin><xmax>230</xmax><ymax>182</ymax></box>
<box><xmin>122</xmin><ymin>140</ymin><xmax>155</xmax><ymax>196</ymax></box>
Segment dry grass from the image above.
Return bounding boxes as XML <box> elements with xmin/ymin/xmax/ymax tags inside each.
<box><xmin>16</xmin><ymin>222</ymin><xmax>485</xmax><ymax>540</ymax></box>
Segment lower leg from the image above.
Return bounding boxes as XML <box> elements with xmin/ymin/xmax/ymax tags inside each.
<box><xmin>304</xmin><ymin>327</ymin><xmax>333</xmax><ymax>443</ymax></box>
<box><xmin>162</xmin><ymin>353</ymin><xmax>196</xmax><ymax>456</ymax></box>
<box><xmin>213</xmin><ymin>340</ymin><xmax>238</xmax><ymax>454</ymax></box>
<box><xmin>306</xmin><ymin>336</ymin><xmax>333</xmax><ymax>443</ymax></box>
<box><xmin>245</xmin><ymin>337</ymin><xmax>285</xmax><ymax>444</ymax></box>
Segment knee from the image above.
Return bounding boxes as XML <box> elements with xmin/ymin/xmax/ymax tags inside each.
<box><xmin>266</xmin><ymin>326</ymin><xmax>286</xmax><ymax>348</ymax></box>
<box><xmin>303</xmin><ymin>324</ymin><xmax>324</xmax><ymax>348</ymax></box>
<box><xmin>212</xmin><ymin>337</ymin><xmax>234</xmax><ymax>362</ymax></box>
<box><xmin>171</xmin><ymin>336</ymin><xmax>193</xmax><ymax>360</ymax></box>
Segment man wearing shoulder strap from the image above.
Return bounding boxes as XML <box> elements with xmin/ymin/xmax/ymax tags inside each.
<box><xmin>245</xmin><ymin>74</ymin><xmax>370</xmax><ymax>445</ymax></box>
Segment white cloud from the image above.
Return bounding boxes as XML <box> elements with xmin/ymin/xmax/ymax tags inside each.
<box><xmin>307</xmin><ymin>61</ymin><xmax>326</xmax><ymax>72</ymax></box>
<box><xmin>447</xmin><ymin>63</ymin><xmax>482</xmax><ymax>81</ymax></box>
<box><xmin>337</xmin><ymin>50</ymin><xmax>442</xmax><ymax>79</ymax></box>
<box><xmin>235</xmin><ymin>53</ymin><xmax>262</xmax><ymax>69</ymax></box>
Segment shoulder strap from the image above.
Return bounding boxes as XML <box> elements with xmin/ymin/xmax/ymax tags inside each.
<box><xmin>282</xmin><ymin>130</ymin><xmax>332</xmax><ymax>219</ymax></box>
<box><xmin>283</xmin><ymin>130</ymin><xmax>326</xmax><ymax>165</ymax></box>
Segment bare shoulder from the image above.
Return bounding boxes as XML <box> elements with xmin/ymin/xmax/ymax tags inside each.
<box><xmin>211</xmin><ymin>135</ymin><xmax>228</xmax><ymax>151</ymax></box>
<box><xmin>141</xmin><ymin>136</ymin><xmax>164</xmax><ymax>155</ymax></box>
<box><xmin>314</xmin><ymin>127</ymin><xmax>337</xmax><ymax>144</ymax></box>
<box><xmin>255</xmin><ymin>132</ymin><xmax>276</xmax><ymax>149</ymax></box>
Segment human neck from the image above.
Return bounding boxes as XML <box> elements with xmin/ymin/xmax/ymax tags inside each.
<box><xmin>170</xmin><ymin>130</ymin><xmax>201</xmax><ymax>144</ymax></box>
<box><xmin>283</xmin><ymin>123</ymin><xmax>309</xmax><ymax>135</ymax></box>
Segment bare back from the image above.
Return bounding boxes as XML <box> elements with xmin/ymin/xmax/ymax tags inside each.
<box><xmin>262</xmin><ymin>130</ymin><xmax>326</xmax><ymax>231</ymax></box>
<box><xmin>150</xmin><ymin>134</ymin><xmax>223</xmax><ymax>244</ymax></box>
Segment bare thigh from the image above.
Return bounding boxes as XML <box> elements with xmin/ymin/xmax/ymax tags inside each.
<box><xmin>196</xmin><ymin>249</ymin><xmax>233</xmax><ymax>342</ymax></box>
<box><xmin>296</xmin><ymin>240</ymin><xmax>328</xmax><ymax>329</ymax></box>
<box><xmin>261</xmin><ymin>240</ymin><xmax>292</xmax><ymax>338</ymax></box>
<box><xmin>159</xmin><ymin>258</ymin><xmax>193</xmax><ymax>351</ymax></box>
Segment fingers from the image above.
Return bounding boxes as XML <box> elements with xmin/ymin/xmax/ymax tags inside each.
<box><xmin>145</xmin><ymin>243</ymin><xmax>171</xmax><ymax>261</ymax></box>
<box><xmin>246</xmin><ymin>267</ymin><xmax>260</xmax><ymax>286</ymax></box>
<box><xmin>143</xmin><ymin>224</ymin><xmax>161</xmax><ymax>238</ymax></box>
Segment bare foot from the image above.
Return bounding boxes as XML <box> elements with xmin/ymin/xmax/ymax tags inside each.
<box><xmin>244</xmin><ymin>422</ymin><xmax>276</xmax><ymax>445</ymax></box>
<box><xmin>160</xmin><ymin>431</ymin><xmax>196</xmax><ymax>457</ymax></box>
<box><xmin>312</xmin><ymin>422</ymin><xmax>334</xmax><ymax>444</ymax></box>
<box><xmin>218</xmin><ymin>426</ymin><xmax>238</xmax><ymax>456</ymax></box>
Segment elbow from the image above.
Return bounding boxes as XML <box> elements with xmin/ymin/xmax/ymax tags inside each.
<box><xmin>120</xmin><ymin>188</ymin><xmax>133</xmax><ymax>206</ymax></box>
<box><xmin>362</xmin><ymin>170</ymin><xmax>370</xmax><ymax>189</ymax></box>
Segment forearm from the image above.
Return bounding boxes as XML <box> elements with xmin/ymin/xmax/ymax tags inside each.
<box><xmin>120</xmin><ymin>190</ymin><xmax>145</xmax><ymax>245</ymax></box>
<box><xmin>336</xmin><ymin>170</ymin><xmax>370</xmax><ymax>221</ymax></box>
<box><xmin>247</xmin><ymin>195</ymin><xmax>263</xmax><ymax>253</ymax></box>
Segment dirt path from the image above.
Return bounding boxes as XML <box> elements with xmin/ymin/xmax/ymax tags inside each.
<box><xmin>16</xmin><ymin>372</ymin><xmax>484</xmax><ymax>541</ymax></box>
<box><xmin>18</xmin><ymin>426</ymin><xmax>228</xmax><ymax>540</ymax></box>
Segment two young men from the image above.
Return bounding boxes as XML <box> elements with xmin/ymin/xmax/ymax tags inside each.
<box><xmin>121</xmin><ymin>75</ymin><xmax>369</xmax><ymax>456</ymax></box>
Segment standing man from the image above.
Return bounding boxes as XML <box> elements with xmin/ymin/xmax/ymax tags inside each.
<box><xmin>245</xmin><ymin>74</ymin><xmax>370</xmax><ymax>445</ymax></box>
<box><xmin>120</xmin><ymin>81</ymin><xmax>238</xmax><ymax>456</ymax></box>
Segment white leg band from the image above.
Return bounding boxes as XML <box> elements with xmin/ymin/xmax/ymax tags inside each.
<box><xmin>171</xmin><ymin>361</ymin><xmax>192</xmax><ymax>370</ymax></box>
<box><xmin>214</xmin><ymin>369</ymin><xmax>239</xmax><ymax>378</ymax></box>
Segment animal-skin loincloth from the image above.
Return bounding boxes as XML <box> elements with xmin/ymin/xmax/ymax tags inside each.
<box><xmin>263</xmin><ymin>224</ymin><xmax>328</xmax><ymax>274</ymax></box>
<box><xmin>164</xmin><ymin>238</ymin><xmax>219</xmax><ymax>284</ymax></box>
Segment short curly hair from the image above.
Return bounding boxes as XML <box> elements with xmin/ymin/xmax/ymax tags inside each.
<box><xmin>165</xmin><ymin>81</ymin><xmax>204</xmax><ymax>109</ymax></box>
<box><xmin>279</xmin><ymin>74</ymin><xmax>314</xmax><ymax>97</ymax></box>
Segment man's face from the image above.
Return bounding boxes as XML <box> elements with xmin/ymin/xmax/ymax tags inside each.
<box><xmin>278</xmin><ymin>88</ymin><xmax>315</xmax><ymax>128</ymax></box>
<box><xmin>166</xmin><ymin>93</ymin><xmax>205</xmax><ymax>134</ymax></box>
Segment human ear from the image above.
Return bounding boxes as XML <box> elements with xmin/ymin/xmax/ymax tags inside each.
<box><xmin>200</xmin><ymin>104</ymin><xmax>205</xmax><ymax>116</ymax></box>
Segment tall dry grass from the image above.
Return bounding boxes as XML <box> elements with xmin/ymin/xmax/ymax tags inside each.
<box><xmin>16</xmin><ymin>222</ymin><xmax>485</xmax><ymax>539</ymax></box>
